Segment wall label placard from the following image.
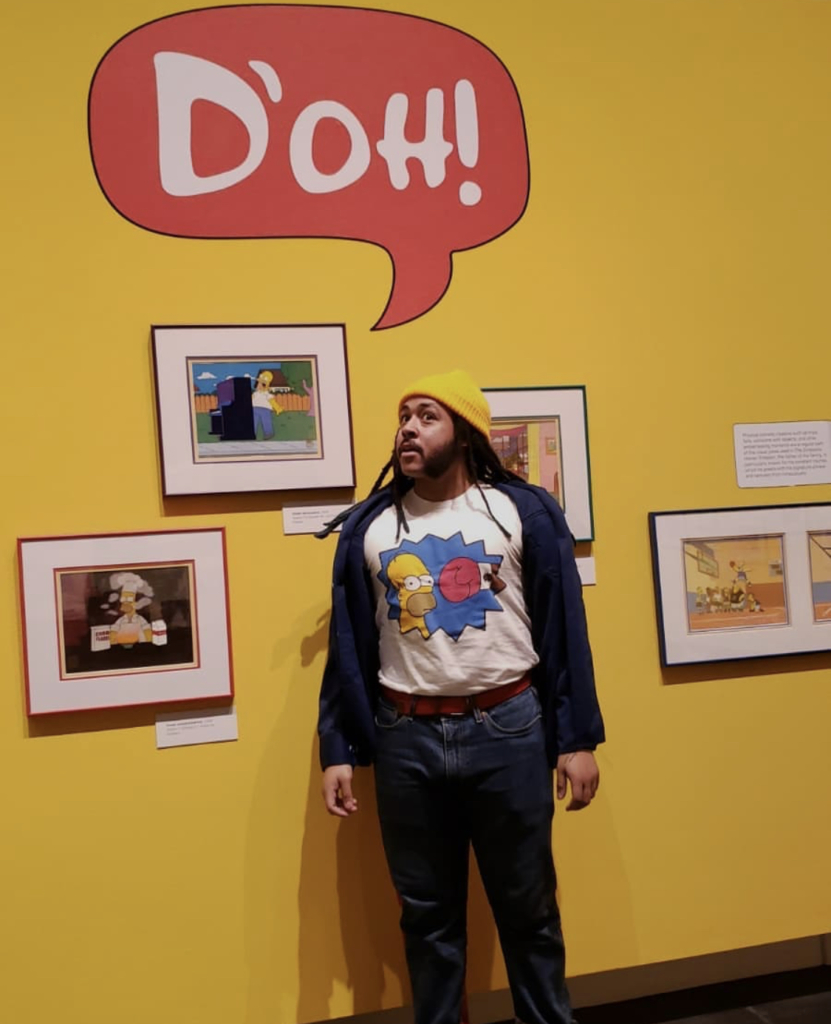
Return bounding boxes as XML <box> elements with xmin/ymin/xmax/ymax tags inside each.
<box><xmin>734</xmin><ymin>421</ymin><xmax>831</xmax><ymax>488</ymax></box>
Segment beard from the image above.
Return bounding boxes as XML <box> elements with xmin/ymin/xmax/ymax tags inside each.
<box><xmin>423</xmin><ymin>436</ymin><xmax>464</xmax><ymax>478</ymax></box>
<box><xmin>397</xmin><ymin>435</ymin><xmax>463</xmax><ymax>479</ymax></box>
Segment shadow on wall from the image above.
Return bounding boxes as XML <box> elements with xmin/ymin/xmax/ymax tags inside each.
<box><xmin>240</xmin><ymin>602</ymin><xmax>409</xmax><ymax>1024</ymax></box>
<box><xmin>662</xmin><ymin>651</ymin><xmax>831</xmax><ymax>687</ymax></box>
<box><xmin>299</xmin><ymin>756</ymin><xmax>410</xmax><ymax>1020</ymax></box>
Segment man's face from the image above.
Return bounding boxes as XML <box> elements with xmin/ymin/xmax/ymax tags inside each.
<box><xmin>396</xmin><ymin>397</ymin><xmax>462</xmax><ymax>479</ymax></box>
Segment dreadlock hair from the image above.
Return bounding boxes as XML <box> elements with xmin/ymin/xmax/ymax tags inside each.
<box><xmin>367</xmin><ymin>413</ymin><xmax>524</xmax><ymax>541</ymax></box>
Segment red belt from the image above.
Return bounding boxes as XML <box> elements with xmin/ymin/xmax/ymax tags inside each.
<box><xmin>380</xmin><ymin>674</ymin><xmax>531</xmax><ymax>717</ymax></box>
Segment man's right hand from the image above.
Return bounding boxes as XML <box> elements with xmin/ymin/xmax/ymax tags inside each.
<box><xmin>322</xmin><ymin>764</ymin><xmax>358</xmax><ymax>817</ymax></box>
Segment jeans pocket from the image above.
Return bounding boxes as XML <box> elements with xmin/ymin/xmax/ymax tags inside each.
<box><xmin>375</xmin><ymin>697</ymin><xmax>407</xmax><ymax>730</ymax></box>
<box><xmin>483</xmin><ymin>687</ymin><xmax>542</xmax><ymax>736</ymax></box>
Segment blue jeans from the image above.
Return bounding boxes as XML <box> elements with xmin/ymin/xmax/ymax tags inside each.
<box><xmin>374</xmin><ymin>686</ymin><xmax>573</xmax><ymax>1024</ymax></box>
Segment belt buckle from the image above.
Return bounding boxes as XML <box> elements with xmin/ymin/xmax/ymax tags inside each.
<box><xmin>449</xmin><ymin>695</ymin><xmax>473</xmax><ymax>717</ymax></box>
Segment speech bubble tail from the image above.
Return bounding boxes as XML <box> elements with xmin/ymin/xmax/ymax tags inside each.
<box><xmin>372</xmin><ymin>247</ymin><xmax>454</xmax><ymax>331</ymax></box>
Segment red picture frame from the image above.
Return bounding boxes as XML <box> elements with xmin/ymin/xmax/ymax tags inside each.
<box><xmin>18</xmin><ymin>528</ymin><xmax>233</xmax><ymax>715</ymax></box>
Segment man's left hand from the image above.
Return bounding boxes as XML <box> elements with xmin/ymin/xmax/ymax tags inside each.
<box><xmin>556</xmin><ymin>751</ymin><xmax>599</xmax><ymax>811</ymax></box>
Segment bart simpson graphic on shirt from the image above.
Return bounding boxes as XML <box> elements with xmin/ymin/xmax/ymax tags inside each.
<box><xmin>378</xmin><ymin>533</ymin><xmax>505</xmax><ymax>641</ymax></box>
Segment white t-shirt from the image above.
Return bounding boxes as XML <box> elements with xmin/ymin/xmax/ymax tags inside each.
<box><xmin>364</xmin><ymin>485</ymin><xmax>539</xmax><ymax>695</ymax></box>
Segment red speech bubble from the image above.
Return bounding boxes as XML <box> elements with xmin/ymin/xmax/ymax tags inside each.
<box><xmin>89</xmin><ymin>6</ymin><xmax>529</xmax><ymax>329</ymax></box>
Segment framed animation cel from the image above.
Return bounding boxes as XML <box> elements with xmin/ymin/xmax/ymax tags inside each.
<box><xmin>649</xmin><ymin>503</ymin><xmax>831</xmax><ymax>666</ymax></box>
<box><xmin>19</xmin><ymin>528</ymin><xmax>233</xmax><ymax>714</ymax></box>
<box><xmin>153</xmin><ymin>324</ymin><xmax>355</xmax><ymax>495</ymax></box>
<box><xmin>484</xmin><ymin>386</ymin><xmax>593</xmax><ymax>541</ymax></box>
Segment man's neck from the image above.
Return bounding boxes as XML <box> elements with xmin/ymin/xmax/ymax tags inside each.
<box><xmin>412</xmin><ymin>464</ymin><xmax>473</xmax><ymax>502</ymax></box>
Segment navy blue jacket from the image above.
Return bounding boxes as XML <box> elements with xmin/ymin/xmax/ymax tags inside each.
<box><xmin>318</xmin><ymin>480</ymin><xmax>605</xmax><ymax>769</ymax></box>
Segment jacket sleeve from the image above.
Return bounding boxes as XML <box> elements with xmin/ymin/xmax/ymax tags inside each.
<box><xmin>551</xmin><ymin>529</ymin><xmax>605</xmax><ymax>753</ymax></box>
<box><xmin>318</xmin><ymin>599</ymin><xmax>358</xmax><ymax>770</ymax></box>
<box><xmin>316</xmin><ymin>504</ymin><xmax>382</xmax><ymax>771</ymax></box>
<box><xmin>521</xmin><ymin>496</ymin><xmax>605</xmax><ymax>757</ymax></box>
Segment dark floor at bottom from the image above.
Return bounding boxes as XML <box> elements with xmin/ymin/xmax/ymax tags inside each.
<box><xmin>563</xmin><ymin>966</ymin><xmax>831</xmax><ymax>1024</ymax></box>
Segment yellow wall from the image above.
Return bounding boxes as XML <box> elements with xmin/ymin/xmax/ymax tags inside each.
<box><xmin>2</xmin><ymin>2</ymin><xmax>831</xmax><ymax>1023</ymax></box>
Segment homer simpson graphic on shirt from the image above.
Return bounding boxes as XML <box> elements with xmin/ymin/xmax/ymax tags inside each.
<box><xmin>378</xmin><ymin>532</ymin><xmax>506</xmax><ymax>641</ymax></box>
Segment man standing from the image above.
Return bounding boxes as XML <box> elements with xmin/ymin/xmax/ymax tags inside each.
<box><xmin>318</xmin><ymin>370</ymin><xmax>604</xmax><ymax>1024</ymax></box>
<box><xmin>251</xmin><ymin>369</ymin><xmax>283</xmax><ymax>440</ymax></box>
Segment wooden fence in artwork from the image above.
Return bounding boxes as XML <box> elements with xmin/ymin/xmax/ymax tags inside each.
<box><xmin>193</xmin><ymin>393</ymin><xmax>312</xmax><ymax>414</ymax></box>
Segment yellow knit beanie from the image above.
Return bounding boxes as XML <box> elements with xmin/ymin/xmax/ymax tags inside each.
<box><xmin>398</xmin><ymin>369</ymin><xmax>491</xmax><ymax>438</ymax></box>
